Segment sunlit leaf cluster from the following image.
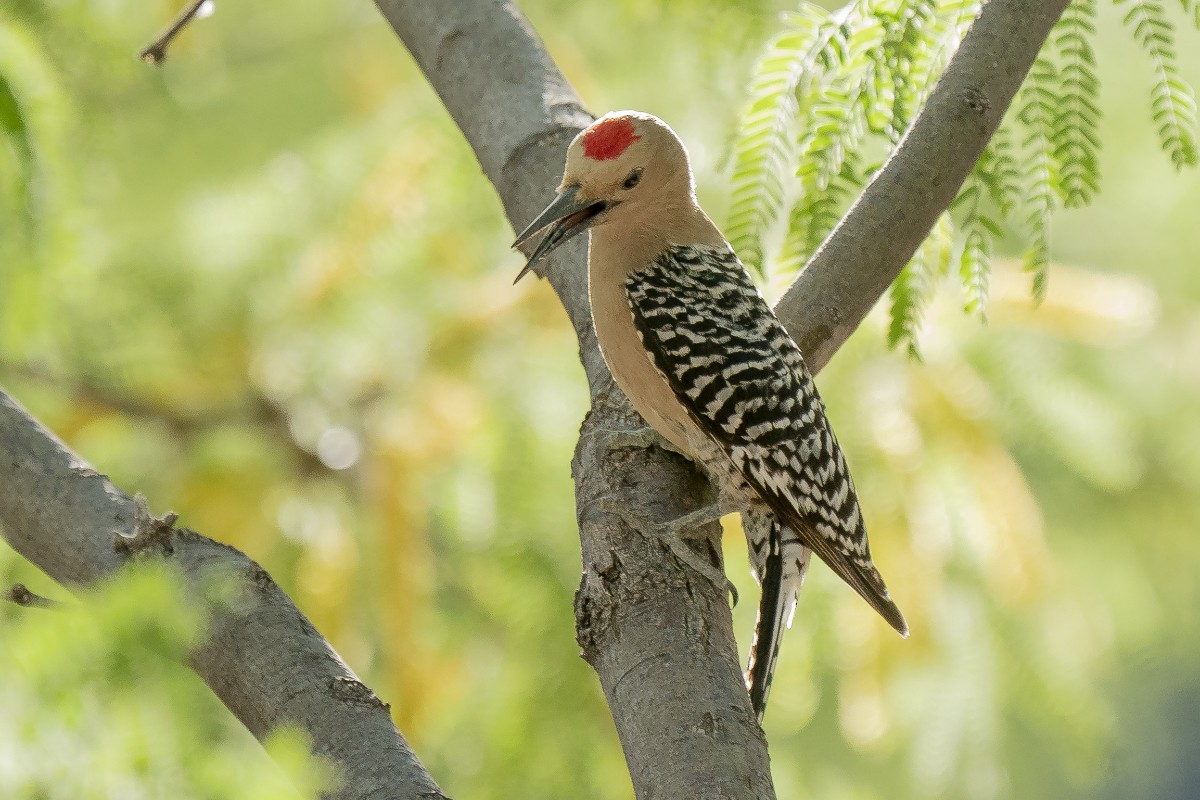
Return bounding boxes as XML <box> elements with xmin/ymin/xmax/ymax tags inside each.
<box><xmin>2</xmin><ymin>1</ymin><xmax>1200</xmax><ymax>799</ymax></box>
<box><xmin>730</xmin><ymin>0</ymin><xmax>1200</xmax><ymax>353</ymax></box>
<box><xmin>0</xmin><ymin>563</ymin><xmax>334</xmax><ymax>800</ymax></box>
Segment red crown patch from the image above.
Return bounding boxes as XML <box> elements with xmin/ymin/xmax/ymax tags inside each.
<box><xmin>582</xmin><ymin>117</ymin><xmax>640</xmax><ymax>160</ymax></box>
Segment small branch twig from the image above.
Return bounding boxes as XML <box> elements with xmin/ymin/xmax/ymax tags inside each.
<box><xmin>5</xmin><ymin>583</ymin><xmax>60</xmax><ymax>609</ymax></box>
<box><xmin>138</xmin><ymin>0</ymin><xmax>212</xmax><ymax>65</ymax></box>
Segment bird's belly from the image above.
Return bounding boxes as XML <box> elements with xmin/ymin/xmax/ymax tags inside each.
<box><xmin>600</xmin><ymin>332</ymin><xmax>702</xmax><ymax>454</ymax></box>
<box><xmin>589</xmin><ymin>291</ymin><xmax>707</xmax><ymax>457</ymax></box>
<box><xmin>590</xmin><ymin>283</ymin><xmax>766</xmax><ymax>518</ymax></box>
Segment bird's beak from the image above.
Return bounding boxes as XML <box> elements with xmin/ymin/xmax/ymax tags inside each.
<box><xmin>512</xmin><ymin>185</ymin><xmax>608</xmax><ymax>284</ymax></box>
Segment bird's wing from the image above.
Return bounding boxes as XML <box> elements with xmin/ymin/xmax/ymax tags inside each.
<box><xmin>624</xmin><ymin>244</ymin><xmax>907</xmax><ymax>636</ymax></box>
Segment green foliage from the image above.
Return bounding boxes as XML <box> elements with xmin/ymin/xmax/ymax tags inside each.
<box><xmin>731</xmin><ymin>0</ymin><xmax>1200</xmax><ymax>353</ymax></box>
<box><xmin>0</xmin><ymin>10</ymin><xmax>74</xmax><ymax>355</ymax></box>
<box><xmin>1183</xmin><ymin>0</ymin><xmax>1200</xmax><ymax>27</ymax></box>
<box><xmin>887</xmin><ymin>212</ymin><xmax>953</xmax><ymax>356</ymax></box>
<box><xmin>2</xmin><ymin>2</ymin><xmax>1200</xmax><ymax>800</ymax></box>
<box><xmin>1018</xmin><ymin>54</ymin><xmax>1059</xmax><ymax>304</ymax></box>
<box><xmin>1053</xmin><ymin>0</ymin><xmax>1102</xmax><ymax>207</ymax></box>
<box><xmin>1118</xmin><ymin>0</ymin><xmax>1199</xmax><ymax>167</ymax></box>
<box><xmin>728</xmin><ymin>5</ymin><xmax>842</xmax><ymax>277</ymax></box>
<box><xmin>0</xmin><ymin>563</ymin><xmax>335</xmax><ymax>799</ymax></box>
<box><xmin>776</xmin><ymin>152</ymin><xmax>861</xmax><ymax>276</ymax></box>
<box><xmin>951</xmin><ymin>175</ymin><xmax>1000</xmax><ymax>317</ymax></box>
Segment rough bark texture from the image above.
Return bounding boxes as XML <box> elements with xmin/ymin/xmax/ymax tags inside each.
<box><xmin>0</xmin><ymin>0</ymin><xmax>1071</xmax><ymax>798</ymax></box>
<box><xmin>0</xmin><ymin>391</ymin><xmax>446</xmax><ymax>800</ymax></box>
<box><xmin>376</xmin><ymin>0</ymin><xmax>1069</xmax><ymax>797</ymax></box>
<box><xmin>374</xmin><ymin>2</ymin><xmax>777</xmax><ymax>796</ymax></box>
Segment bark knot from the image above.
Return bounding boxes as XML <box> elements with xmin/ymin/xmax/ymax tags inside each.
<box><xmin>962</xmin><ymin>86</ymin><xmax>990</xmax><ymax>114</ymax></box>
<box><xmin>695</xmin><ymin>711</ymin><xmax>719</xmax><ymax>737</ymax></box>
<box><xmin>112</xmin><ymin>492</ymin><xmax>178</xmax><ymax>557</ymax></box>
<box><xmin>248</xmin><ymin>563</ymin><xmax>274</xmax><ymax>591</ymax></box>
<box><xmin>330</xmin><ymin>677</ymin><xmax>390</xmax><ymax>710</ymax></box>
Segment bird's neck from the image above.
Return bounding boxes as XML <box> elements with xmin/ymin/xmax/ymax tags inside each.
<box><xmin>588</xmin><ymin>198</ymin><xmax>725</xmax><ymax>280</ymax></box>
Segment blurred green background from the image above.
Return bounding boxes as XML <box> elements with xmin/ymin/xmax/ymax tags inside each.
<box><xmin>2</xmin><ymin>0</ymin><xmax>1200</xmax><ymax>798</ymax></box>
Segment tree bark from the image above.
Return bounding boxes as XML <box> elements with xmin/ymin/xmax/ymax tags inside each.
<box><xmin>0</xmin><ymin>391</ymin><xmax>446</xmax><ymax>800</ymax></box>
<box><xmin>376</xmin><ymin>0</ymin><xmax>1069</xmax><ymax>798</ymax></box>
<box><xmin>0</xmin><ymin>0</ymin><xmax>1071</xmax><ymax>798</ymax></box>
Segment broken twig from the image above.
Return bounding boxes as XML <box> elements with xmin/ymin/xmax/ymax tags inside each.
<box><xmin>138</xmin><ymin>0</ymin><xmax>213</xmax><ymax>65</ymax></box>
<box><xmin>5</xmin><ymin>583</ymin><xmax>59</xmax><ymax>609</ymax></box>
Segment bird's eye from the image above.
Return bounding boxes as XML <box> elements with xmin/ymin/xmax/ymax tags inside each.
<box><xmin>623</xmin><ymin>168</ymin><xmax>643</xmax><ymax>190</ymax></box>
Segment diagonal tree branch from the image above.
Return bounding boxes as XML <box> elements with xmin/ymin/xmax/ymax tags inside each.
<box><xmin>139</xmin><ymin>0</ymin><xmax>211</xmax><ymax>64</ymax></box>
<box><xmin>775</xmin><ymin>0</ymin><xmax>1072</xmax><ymax>373</ymax></box>
<box><xmin>375</xmin><ymin>2</ymin><xmax>776</xmax><ymax>797</ymax></box>
<box><xmin>0</xmin><ymin>0</ymin><xmax>1072</xmax><ymax>798</ymax></box>
<box><xmin>0</xmin><ymin>389</ymin><xmax>446</xmax><ymax>800</ymax></box>
<box><xmin>376</xmin><ymin>0</ymin><xmax>1069</xmax><ymax>797</ymax></box>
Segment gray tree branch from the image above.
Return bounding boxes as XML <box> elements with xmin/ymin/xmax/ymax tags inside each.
<box><xmin>376</xmin><ymin>0</ymin><xmax>1069</xmax><ymax>798</ymax></box>
<box><xmin>0</xmin><ymin>390</ymin><xmax>446</xmax><ymax>800</ymax></box>
<box><xmin>374</xmin><ymin>3</ymin><xmax>776</xmax><ymax>796</ymax></box>
<box><xmin>0</xmin><ymin>0</ymin><xmax>1071</xmax><ymax>798</ymax></box>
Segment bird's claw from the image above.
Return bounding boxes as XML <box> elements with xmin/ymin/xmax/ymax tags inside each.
<box><xmin>589</xmin><ymin>425</ymin><xmax>667</xmax><ymax>454</ymax></box>
<box><xmin>594</xmin><ymin>497</ymin><xmax>736</xmax><ymax>604</ymax></box>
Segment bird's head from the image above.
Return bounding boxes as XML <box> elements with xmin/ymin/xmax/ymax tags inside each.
<box><xmin>513</xmin><ymin>111</ymin><xmax>695</xmax><ymax>282</ymax></box>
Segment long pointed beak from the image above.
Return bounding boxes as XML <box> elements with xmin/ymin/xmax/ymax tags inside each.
<box><xmin>512</xmin><ymin>186</ymin><xmax>606</xmax><ymax>284</ymax></box>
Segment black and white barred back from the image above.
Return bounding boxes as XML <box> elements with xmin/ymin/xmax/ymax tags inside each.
<box><xmin>623</xmin><ymin>244</ymin><xmax>907</xmax><ymax>717</ymax></box>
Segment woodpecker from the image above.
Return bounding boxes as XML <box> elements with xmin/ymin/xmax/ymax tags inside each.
<box><xmin>513</xmin><ymin>111</ymin><xmax>907</xmax><ymax>721</ymax></box>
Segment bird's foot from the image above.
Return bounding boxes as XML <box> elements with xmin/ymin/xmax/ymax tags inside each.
<box><xmin>588</xmin><ymin>424</ymin><xmax>690</xmax><ymax>457</ymax></box>
<box><xmin>595</xmin><ymin>497</ymin><xmax>737</xmax><ymax>606</ymax></box>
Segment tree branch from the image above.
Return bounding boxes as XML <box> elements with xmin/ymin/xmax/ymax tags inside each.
<box><xmin>376</xmin><ymin>0</ymin><xmax>1069</xmax><ymax>797</ymax></box>
<box><xmin>0</xmin><ymin>389</ymin><xmax>446</xmax><ymax>800</ymax></box>
<box><xmin>139</xmin><ymin>0</ymin><xmax>211</xmax><ymax>65</ymax></box>
<box><xmin>375</xmin><ymin>2</ymin><xmax>776</xmax><ymax>797</ymax></box>
<box><xmin>5</xmin><ymin>582</ymin><xmax>60</xmax><ymax>609</ymax></box>
<box><xmin>775</xmin><ymin>0</ymin><xmax>1072</xmax><ymax>372</ymax></box>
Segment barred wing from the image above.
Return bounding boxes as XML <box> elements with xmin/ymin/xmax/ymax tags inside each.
<box><xmin>624</xmin><ymin>244</ymin><xmax>907</xmax><ymax>636</ymax></box>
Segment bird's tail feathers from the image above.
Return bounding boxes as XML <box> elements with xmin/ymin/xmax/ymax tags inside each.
<box><xmin>745</xmin><ymin>519</ymin><xmax>811</xmax><ymax>723</ymax></box>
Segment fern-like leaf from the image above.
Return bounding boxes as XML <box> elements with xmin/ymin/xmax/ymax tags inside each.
<box><xmin>777</xmin><ymin>153</ymin><xmax>864</xmax><ymax>276</ymax></box>
<box><xmin>1118</xmin><ymin>0</ymin><xmax>1199</xmax><ymax>168</ymax></box>
<box><xmin>950</xmin><ymin>179</ymin><xmax>1001</xmax><ymax>318</ymax></box>
<box><xmin>880</xmin><ymin>0</ymin><xmax>940</xmax><ymax>136</ymax></box>
<box><xmin>795</xmin><ymin>8</ymin><xmax>882</xmax><ymax>196</ymax></box>
<box><xmin>1178</xmin><ymin>0</ymin><xmax>1200</xmax><ymax>29</ymax></box>
<box><xmin>888</xmin><ymin>213</ymin><xmax>954</xmax><ymax>357</ymax></box>
<box><xmin>976</xmin><ymin>124</ymin><xmax>1022</xmax><ymax>216</ymax></box>
<box><xmin>959</xmin><ymin>220</ymin><xmax>995</xmax><ymax>317</ymax></box>
<box><xmin>1052</xmin><ymin>0</ymin><xmax>1101</xmax><ymax>206</ymax></box>
<box><xmin>1017</xmin><ymin>55</ymin><xmax>1061</xmax><ymax>303</ymax></box>
<box><xmin>727</xmin><ymin>7</ymin><xmax>838</xmax><ymax>278</ymax></box>
<box><xmin>887</xmin><ymin>261</ymin><xmax>927</xmax><ymax>360</ymax></box>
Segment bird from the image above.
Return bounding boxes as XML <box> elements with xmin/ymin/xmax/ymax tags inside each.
<box><xmin>512</xmin><ymin>110</ymin><xmax>907</xmax><ymax>721</ymax></box>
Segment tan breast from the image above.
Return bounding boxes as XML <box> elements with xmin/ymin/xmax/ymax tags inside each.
<box><xmin>588</xmin><ymin>273</ymin><xmax>701</xmax><ymax>457</ymax></box>
<box><xmin>585</xmin><ymin>198</ymin><xmax>727</xmax><ymax>460</ymax></box>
